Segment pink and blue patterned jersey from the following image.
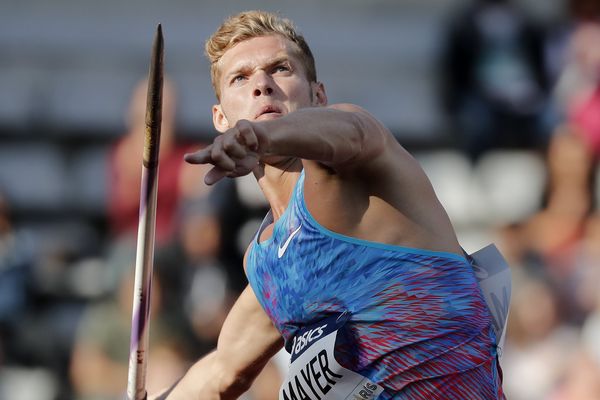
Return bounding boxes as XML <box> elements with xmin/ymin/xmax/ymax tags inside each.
<box><xmin>246</xmin><ymin>170</ymin><xmax>505</xmax><ymax>399</ymax></box>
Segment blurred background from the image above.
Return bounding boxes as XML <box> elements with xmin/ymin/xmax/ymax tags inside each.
<box><xmin>0</xmin><ymin>0</ymin><xmax>599</xmax><ymax>399</ymax></box>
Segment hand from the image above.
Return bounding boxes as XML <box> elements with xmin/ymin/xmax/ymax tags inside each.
<box><xmin>185</xmin><ymin>120</ymin><xmax>262</xmax><ymax>185</ymax></box>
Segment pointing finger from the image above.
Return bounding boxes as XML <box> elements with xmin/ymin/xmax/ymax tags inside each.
<box><xmin>184</xmin><ymin>146</ymin><xmax>212</xmax><ymax>164</ymax></box>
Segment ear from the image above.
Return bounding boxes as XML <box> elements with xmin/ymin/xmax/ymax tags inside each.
<box><xmin>212</xmin><ymin>104</ymin><xmax>230</xmax><ymax>133</ymax></box>
<box><xmin>311</xmin><ymin>82</ymin><xmax>328</xmax><ymax>107</ymax></box>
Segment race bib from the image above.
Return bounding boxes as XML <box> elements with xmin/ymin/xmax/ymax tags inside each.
<box><xmin>469</xmin><ymin>244</ymin><xmax>512</xmax><ymax>353</ymax></box>
<box><xmin>280</xmin><ymin>314</ymin><xmax>384</xmax><ymax>400</ymax></box>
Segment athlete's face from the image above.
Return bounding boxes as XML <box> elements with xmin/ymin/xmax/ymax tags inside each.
<box><xmin>212</xmin><ymin>34</ymin><xmax>326</xmax><ymax>132</ymax></box>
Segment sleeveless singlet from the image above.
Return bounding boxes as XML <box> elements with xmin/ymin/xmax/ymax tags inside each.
<box><xmin>246</xmin><ymin>170</ymin><xmax>505</xmax><ymax>399</ymax></box>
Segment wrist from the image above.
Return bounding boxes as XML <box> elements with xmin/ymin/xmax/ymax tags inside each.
<box><xmin>249</xmin><ymin>120</ymin><xmax>273</xmax><ymax>156</ymax></box>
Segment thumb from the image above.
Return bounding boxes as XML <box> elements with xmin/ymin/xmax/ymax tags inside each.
<box><xmin>204</xmin><ymin>167</ymin><xmax>228</xmax><ymax>185</ymax></box>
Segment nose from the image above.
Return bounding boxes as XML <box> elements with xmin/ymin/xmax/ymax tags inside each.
<box><xmin>252</xmin><ymin>71</ymin><xmax>274</xmax><ymax>97</ymax></box>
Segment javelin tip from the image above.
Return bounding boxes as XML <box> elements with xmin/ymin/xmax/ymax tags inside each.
<box><xmin>154</xmin><ymin>23</ymin><xmax>163</xmax><ymax>48</ymax></box>
<box><xmin>144</xmin><ymin>23</ymin><xmax>164</xmax><ymax>167</ymax></box>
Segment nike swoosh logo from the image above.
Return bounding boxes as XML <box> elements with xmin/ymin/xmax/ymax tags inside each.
<box><xmin>278</xmin><ymin>224</ymin><xmax>302</xmax><ymax>258</ymax></box>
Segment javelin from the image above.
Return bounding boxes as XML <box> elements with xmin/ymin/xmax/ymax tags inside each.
<box><xmin>126</xmin><ymin>23</ymin><xmax>164</xmax><ymax>400</ymax></box>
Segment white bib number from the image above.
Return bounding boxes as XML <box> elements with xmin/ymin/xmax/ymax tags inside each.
<box><xmin>279</xmin><ymin>315</ymin><xmax>384</xmax><ymax>400</ymax></box>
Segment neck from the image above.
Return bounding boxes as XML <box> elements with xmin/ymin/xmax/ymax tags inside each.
<box><xmin>254</xmin><ymin>157</ymin><xmax>303</xmax><ymax>219</ymax></box>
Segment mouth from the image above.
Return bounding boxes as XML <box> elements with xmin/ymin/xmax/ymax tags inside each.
<box><xmin>255</xmin><ymin>105</ymin><xmax>283</xmax><ymax>120</ymax></box>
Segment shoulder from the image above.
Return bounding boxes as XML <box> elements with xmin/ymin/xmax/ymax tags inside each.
<box><xmin>313</xmin><ymin>103</ymin><xmax>408</xmax><ymax>173</ymax></box>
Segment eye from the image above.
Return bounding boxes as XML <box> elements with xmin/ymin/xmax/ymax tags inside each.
<box><xmin>231</xmin><ymin>75</ymin><xmax>247</xmax><ymax>85</ymax></box>
<box><xmin>273</xmin><ymin>64</ymin><xmax>290</xmax><ymax>73</ymax></box>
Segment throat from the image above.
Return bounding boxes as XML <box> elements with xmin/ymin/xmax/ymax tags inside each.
<box><xmin>257</xmin><ymin>161</ymin><xmax>302</xmax><ymax>220</ymax></box>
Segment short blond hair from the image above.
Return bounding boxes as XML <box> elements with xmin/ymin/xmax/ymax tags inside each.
<box><xmin>205</xmin><ymin>10</ymin><xmax>317</xmax><ymax>100</ymax></box>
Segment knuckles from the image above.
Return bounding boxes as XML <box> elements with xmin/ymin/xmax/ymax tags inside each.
<box><xmin>222</xmin><ymin>140</ymin><xmax>235</xmax><ymax>152</ymax></box>
<box><xmin>234</xmin><ymin>120</ymin><xmax>256</xmax><ymax>139</ymax></box>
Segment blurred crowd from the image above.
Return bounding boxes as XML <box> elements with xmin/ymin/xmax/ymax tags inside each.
<box><xmin>0</xmin><ymin>0</ymin><xmax>599</xmax><ymax>399</ymax></box>
<box><xmin>0</xmin><ymin>73</ymin><xmax>282</xmax><ymax>399</ymax></box>
<box><xmin>441</xmin><ymin>0</ymin><xmax>600</xmax><ymax>399</ymax></box>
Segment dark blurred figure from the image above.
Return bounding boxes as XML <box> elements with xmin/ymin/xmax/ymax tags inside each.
<box><xmin>441</xmin><ymin>0</ymin><xmax>550</xmax><ymax>161</ymax></box>
<box><xmin>154</xmin><ymin>200</ymin><xmax>233</xmax><ymax>358</ymax></box>
<box><xmin>0</xmin><ymin>192</ymin><xmax>67</xmax><ymax>399</ymax></box>
<box><xmin>0</xmin><ymin>191</ymin><xmax>35</xmax><ymax>361</ymax></box>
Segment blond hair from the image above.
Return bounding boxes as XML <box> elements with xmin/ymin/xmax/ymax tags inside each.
<box><xmin>205</xmin><ymin>10</ymin><xmax>317</xmax><ymax>100</ymax></box>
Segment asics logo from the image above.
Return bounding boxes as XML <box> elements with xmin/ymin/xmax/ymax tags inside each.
<box><xmin>278</xmin><ymin>225</ymin><xmax>302</xmax><ymax>258</ymax></box>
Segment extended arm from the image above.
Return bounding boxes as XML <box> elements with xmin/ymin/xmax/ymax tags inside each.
<box><xmin>252</xmin><ymin>104</ymin><xmax>388</xmax><ymax>167</ymax></box>
<box><xmin>185</xmin><ymin>104</ymin><xmax>392</xmax><ymax>184</ymax></box>
<box><xmin>152</xmin><ymin>285</ymin><xmax>283</xmax><ymax>400</ymax></box>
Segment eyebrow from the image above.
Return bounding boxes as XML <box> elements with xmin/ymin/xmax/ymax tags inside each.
<box><xmin>224</xmin><ymin>55</ymin><xmax>292</xmax><ymax>81</ymax></box>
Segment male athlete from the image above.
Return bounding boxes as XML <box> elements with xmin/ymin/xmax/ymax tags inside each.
<box><xmin>154</xmin><ymin>10</ymin><xmax>505</xmax><ymax>399</ymax></box>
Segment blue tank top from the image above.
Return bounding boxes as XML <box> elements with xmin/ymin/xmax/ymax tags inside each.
<box><xmin>246</xmin><ymin>170</ymin><xmax>504</xmax><ymax>399</ymax></box>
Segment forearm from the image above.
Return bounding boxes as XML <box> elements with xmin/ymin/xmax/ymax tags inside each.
<box><xmin>253</xmin><ymin>105</ymin><xmax>386</xmax><ymax>167</ymax></box>
<box><xmin>160</xmin><ymin>351</ymin><xmax>280</xmax><ymax>400</ymax></box>
<box><xmin>152</xmin><ymin>285</ymin><xmax>283</xmax><ymax>400</ymax></box>
<box><xmin>158</xmin><ymin>351</ymin><xmax>239</xmax><ymax>400</ymax></box>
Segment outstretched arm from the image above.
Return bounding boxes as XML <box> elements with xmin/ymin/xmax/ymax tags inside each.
<box><xmin>151</xmin><ymin>285</ymin><xmax>283</xmax><ymax>400</ymax></box>
<box><xmin>185</xmin><ymin>103</ymin><xmax>392</xmax><ymax>185</ymax></box>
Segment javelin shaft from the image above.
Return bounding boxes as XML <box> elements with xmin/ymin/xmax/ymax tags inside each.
<box><xmin>127</xmin><ymin>23</ymin><xmax>164</xmax><ymax>400</ymax></box>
